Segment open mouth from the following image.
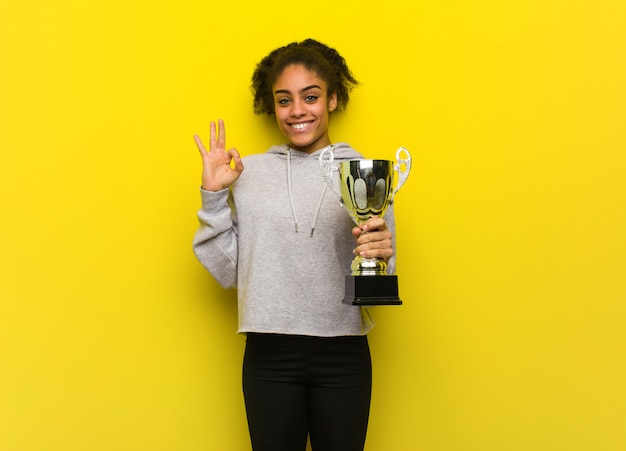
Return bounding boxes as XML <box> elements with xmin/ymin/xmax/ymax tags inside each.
<box><xmin>289</xmin><ymin>121</ymin><xmax>313</xmax><ymax>131</ymax></box>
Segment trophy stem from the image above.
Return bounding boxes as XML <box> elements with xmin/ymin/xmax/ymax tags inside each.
<box><xmin>351</xmin><ymin>255</ymin><xmax>387</xmax><ymax>276</ymax></box>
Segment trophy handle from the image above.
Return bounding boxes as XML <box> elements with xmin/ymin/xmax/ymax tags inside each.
<box><xmin>319</xmin><ymin>147</ymin><xmax>343</xmax><ymax>202</ymax></box>
<box><xmin>392</xmin><ymin>147</ymin><xmax>411</xmax><ymax>202</ymax></box>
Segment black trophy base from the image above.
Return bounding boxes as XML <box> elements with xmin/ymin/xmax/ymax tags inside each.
<box><xmin>343</xmin><ymin>275</ymin><xmax>403</xmax><ymax>306</ymax></box>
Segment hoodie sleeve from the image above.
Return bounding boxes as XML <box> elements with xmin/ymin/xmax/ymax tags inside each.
<box><xmin>192</xmin><ymin>188</ymin><xmax>238</xmax><ymax>289</ymax></box>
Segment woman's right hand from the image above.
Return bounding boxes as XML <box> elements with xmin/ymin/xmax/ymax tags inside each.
<box><xmin>194</xmin><ymin>119</ymin><xmax>244</xmax><ymax>191</ymax></box>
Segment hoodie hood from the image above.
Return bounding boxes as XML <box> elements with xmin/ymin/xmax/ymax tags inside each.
<box><xmin>266</xmin><ymin>142</ymin><xmax>363</xmax><ymax>236</ymax></box>
<box><xmin>266</xmin><ymin>142</ymin><xmax>363</xmax><ymax>161</ymax></box>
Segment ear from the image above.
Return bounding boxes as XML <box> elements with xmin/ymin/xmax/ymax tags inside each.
<box><xmin>328</xmin><ymin>91</ymin><xmax>338</xmax><ymax>112</ymax></box>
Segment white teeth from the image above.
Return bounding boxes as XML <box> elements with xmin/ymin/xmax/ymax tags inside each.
<box><xmin>291</xmin><ymin>122</ymin><xmax>310</xmax><ymax>130</ymax></box>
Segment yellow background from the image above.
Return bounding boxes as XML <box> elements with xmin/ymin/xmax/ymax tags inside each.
<box><xmin>1</xmin><ymin>1</ymin><xmax>625</xmax><ymax>450</ymax></box>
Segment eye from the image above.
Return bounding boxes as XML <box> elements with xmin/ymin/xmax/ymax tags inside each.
<box><xmin>305</xmin><ymin>95</ymin><xmax>318</xmax><ymax>103</ymax></box>
<box><xmin>276</xmin><ymin>97</ymin><xmax>291</xmax><ymax>106</ymax></box>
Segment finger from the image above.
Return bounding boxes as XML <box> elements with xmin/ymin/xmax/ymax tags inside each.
<box><xmin>356</xmin><ymin>230</ymin><xmax>392</xmax><ymax>246</ymax></box>
<box><xmin>353</xmin><ymin>244</ymin><xmax>394</xmax><ymax>261</ymax></box>
<box><xmin>228</xmin><ymin>147</ymin><xmax>245</xmax><ymax>173</ymax></box>
<box><xmin>209</xmin><ymin>121</ymin><xmax>217</xmax><ymax>150</ymax></box>
<box><xmin>362</xmin><ymin>216</ymin><xmax>386</xmax><ymax>232</ymax></box>
<box><xmin>228</xmin><ymin>147</ymin><xmax>241</xmax><ymax>160</ymax></box>
<box><xmin>368</xmin><ymin>216</ymin><xmax>386</xmax><ymax>229</ymax></box>
<box><xmin>194</xmin><ymin>134</ymin><xmax>208</xmax><ymax>155</ymax></box>
<box><xmin>354</xmin><ymin>235</ymin><xmax>394</xmax><ymax>254</ymax></box>
<box><xmin>217</xmin><ymin>119</ymin><xmax>226</xmax><ymax>149</ymax></box>
<box><xmin>364</xmin><ymin>248</ymin><xmax>394</xmax><ymax>260</ymax></box>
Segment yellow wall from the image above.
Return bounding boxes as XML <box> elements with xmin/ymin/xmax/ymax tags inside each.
<box><xmin>1</xmin><ymin>1</ymin><xmax>625</xmax><ymax>450</ymax></box>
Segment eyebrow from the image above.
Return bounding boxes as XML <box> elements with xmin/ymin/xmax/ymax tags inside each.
<box><xmin>274</xmin><ymin>84</ymin><xmax>322</xmax><ymax>95</ymax></box>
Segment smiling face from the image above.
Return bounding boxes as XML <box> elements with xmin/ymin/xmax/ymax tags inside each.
<box><xmin>272</xmin><ymin>64</ymin><xmax>338</xmax><ymax>153</ymax></box>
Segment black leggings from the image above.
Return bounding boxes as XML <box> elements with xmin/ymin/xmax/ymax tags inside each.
<box><xmin>242</xmin><ymin>333</ymin><xmax>372</xmax><ymax>451</ymax></box>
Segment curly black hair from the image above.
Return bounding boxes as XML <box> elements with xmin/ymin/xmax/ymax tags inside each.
<box><xmin>251</xmin><ymin>39</ymin><xmax>359</xmax><ymax>116</ymax></box>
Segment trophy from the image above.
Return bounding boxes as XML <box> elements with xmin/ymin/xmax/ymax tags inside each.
<box><xmin>319</xmin><ymin>147</ymin><xmax>411</xmax><ymax>305</ymax></box>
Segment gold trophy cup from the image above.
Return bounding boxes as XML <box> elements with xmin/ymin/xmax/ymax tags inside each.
<box><xmin>319</xmin><ymin>147</ymin><xmax>411</xmax><ymax>305</ymax></box>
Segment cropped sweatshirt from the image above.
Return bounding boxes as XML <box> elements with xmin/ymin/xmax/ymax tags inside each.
<box><xmin>192</xmin><ymin>142</ymin><xmax>397</xmax><ymax>337</ymax></box>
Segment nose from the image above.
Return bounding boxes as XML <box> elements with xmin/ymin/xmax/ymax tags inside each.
<box><xmin>290</xmin><ymin>100</ymin><xmax>306</xmax><ymax>117</ymax></box>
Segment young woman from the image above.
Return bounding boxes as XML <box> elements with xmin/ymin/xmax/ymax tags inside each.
<box><xmin>193</xmin><ymin>38</ymin><xmax>396</xmax><ymax>451</ymax></box>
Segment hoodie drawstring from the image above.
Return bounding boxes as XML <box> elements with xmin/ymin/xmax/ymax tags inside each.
<box><xmin>286</xmin><ymin>148</ymin><xmax>299</xmax><ymax>233</ymax></box>
<box><xmin>286</xmin><ymin>146</ymin><xmax>332</xmax><ymax>237</ymax></box>
<box><xmin>309</xmin><ymin>184</ymin><xmax>327</xmax><ymax>237</ymax></box>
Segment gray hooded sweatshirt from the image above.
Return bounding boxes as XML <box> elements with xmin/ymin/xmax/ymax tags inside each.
<box><xmin>193</xmin><ymin>142</ymin><xmax>396</xmax><ymax>337</ymax></box>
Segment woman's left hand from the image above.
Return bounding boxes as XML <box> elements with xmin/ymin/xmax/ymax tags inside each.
<box><xmin>352</xmin><ymin>216</ymin><xmax>394</xmax><ymax>262</ymax></box>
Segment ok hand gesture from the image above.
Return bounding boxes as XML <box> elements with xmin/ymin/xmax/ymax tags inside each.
<box><xmin>194</xmin><ymin>119</ymin><xmax>244</xmax><ymax>191</ymax></box>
